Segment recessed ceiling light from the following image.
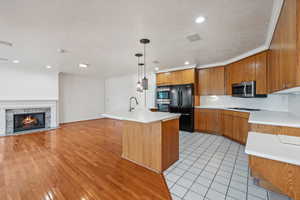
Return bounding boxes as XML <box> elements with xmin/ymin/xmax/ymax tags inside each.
<box><xmin>12</xmin><ymin>60</ymin><xmax>20</xmax><ymax>64</ymax></box>
<box><xmin>195</xmin><ymin>16</ymin><xmax>206</xmax><ymax>24</ymax></box>
<box><xmin>46</xmin><ymin>65</ymin><xmax>52</xmax><ymax>69</ymax></box>
<box><xmin>79</xmin><ymin>63</ymin><xmax>88</xmax><ymax>68</ymax></box>
<box><xmin>184</xmin><ymin>61</ymin><xmax>190</xmax><ymax>65</ymax></box>
<box><xmin>57</xmin><ymin>48</ymin><xmax>68</xmax><ymax>53</ymax></box>
<box><xmin>154</xmin><ymin>67</ymin><xmax>159</xmax><ymax>71</ymax></box>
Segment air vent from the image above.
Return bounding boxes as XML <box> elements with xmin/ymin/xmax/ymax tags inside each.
<box><xmin>0</xmin><ymin>57</ymin><xmax>9</xmax><ymax>61</ymax></box>
<box><xmin>0</xmin><ymin>40</ymin><xmax>13</xmax><ymax>47</ymax></box>
<box><xmin>186</xmin><ymin>33</ymin><xmax>201</xmax><ymax>42</ymax></box>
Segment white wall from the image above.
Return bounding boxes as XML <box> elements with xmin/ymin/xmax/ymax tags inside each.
<box><xmin>0</xmin><ymin>67</ymin><xmax>59</xmax><ymax>100</ymax></box>
<box><xmin>200</xmin><ymin>94</ymin><xmax>289</xmax><ymax>112</ymax></box>
<box><xmin>59</xmin><ymin>73</ymin><xmax>105</xmax><ymax>123</ymax></box>
<box><xmin>105</xmin><ymin>72</ymin><xmax>156</xmax><ymax>112</ymax></box>
<box><xmin>288</xmin><ymin>94</ymin><xmax>300</xmax><ymax>115</ymax></box>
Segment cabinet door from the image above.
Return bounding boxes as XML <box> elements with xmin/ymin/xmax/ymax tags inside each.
<box><xmin>255</xmin><ymin>52</ymin><xmax>267</xmax><ymax>94</ymax></box>
<box><xmin>194</xmin><ymin>109</ymin><xmax>200</xmax><ymax>131</ymax></box>
<box><xmin>225</xmin><ymin>65</ymin><xmax>232</xmax><ymax>95</ymax></box>
<box><xmin>232</xmin><ymin>116</ymin><xmax>249</xmax><ymax>144</ymax></box>
<box><xmin>171</xmin><ymin>71</ymin><xmax>182</xmax><ymax>85</ymax></box>
<box><xmin>243</xmin><ymin>56</ymin><xmax>256</xmax><ymax>82</ymax></box>
<box><xmin>280</xmin><ymin>0</ymin><xmax>299</xmax><ymax>89</ymax></box>
<box><xmin>206</xmin><ymin>110</ymin><xmax>222</xmax><ymax>134</ymax></box>
<box><xmin>156</xmin><ymin>73</ymin><xmax>171</xmax><ymax>86</ymax></box>
<box><xmin>268</xmin><ymin>0</ymin><xmax>299</xmax><ymax>92</ymax></box>
<box><xmin>198</xmin><ymin>109</ymin><xmax>208</xmax><ymax>131</ymax></box>
<box><xmin>198</xmin><ymin>69</ymin><xmax>210</xmax><ymax>95</ymax></box>
<box><xmin>209</xmin><ymin>67</ymin><xmax>225</xmax><ymax>95</ymax></box>
<box><xmin>223</xmin><ymin>114</ymin><xmax>233</xmax><ymax>139</ymax></box>
<box><xmin>156</xmin><ymin>73</ymin><xmax>164</xmax><ymax>86</ymax></box>
<box><xmin>240</xmin><ymin>117</ymin><xmax>249</xmax><ymax>144</ymax></box>
<box><xmin>232</xmin><ymin>117</ymin><xmax>240</xmax><ymax>142</ymax></box>
<box><xmin>181</xmin><ymin>69</ymin><xmax>195</xmax><ymax>84</ymax></box>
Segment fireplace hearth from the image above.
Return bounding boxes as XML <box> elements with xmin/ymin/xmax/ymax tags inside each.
<box><xmin>14</xmin><ymin>112</ymin><xmax>46</xmax><ymax>133</ymax></box>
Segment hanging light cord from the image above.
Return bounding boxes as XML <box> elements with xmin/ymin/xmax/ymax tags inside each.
<box><xmin>143</xmin><ymin>44</ymin><xmax>146</xmax><ymax>78</ymax></box>
<box><xmin>137</xmin><ymin>56</ymin><xmax>140</xmax><ymax>82</ymax></box>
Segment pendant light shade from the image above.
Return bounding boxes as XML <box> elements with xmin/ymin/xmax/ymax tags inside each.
<box><xmin>135</xmin><ymin>53</ymin><xmax>143</xmax><ymax>92</ymax></box>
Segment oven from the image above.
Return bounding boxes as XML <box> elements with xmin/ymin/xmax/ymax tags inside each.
<box><xmin>157</xmin><ymin>87</ymin><xmax>171</xmax><ymax>100</ymax></box>
<box><xmin>157</xmin><ymin>99</ymin><xmax>170</xmax><ymax>112</ymax></box>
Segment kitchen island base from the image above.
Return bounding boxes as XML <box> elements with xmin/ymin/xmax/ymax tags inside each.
<box><xmin>122</xmin><ymin>118</ymin><xmax>179</xmax><ymax>173</ymax></box>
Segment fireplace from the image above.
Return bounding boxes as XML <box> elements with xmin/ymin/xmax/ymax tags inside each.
<box><xmin>13</xmin><ymin>112</ymin><xmax>46</xmax><ymax>133</ymax></box>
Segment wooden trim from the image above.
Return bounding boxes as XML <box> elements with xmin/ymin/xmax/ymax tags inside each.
<box><xmin>195</xmin><ymin>129</ymin><xmax>222</xmax><ymax>135</ymax></box>
<box><xmin>227</xmin><ymin>50</ymin><xmax>269</xmax><ymax>66</ymax></box>
<box><xmin>251</xmin><ymin>170</ymin><xmax>284</xmax><ymax>195</ymax></box>
<box><xmin>249</xmin><ymin>123</ymin><xmax>300</xmax><ymax>137</ymax></box>
<box><xmin>60</xmin><ymin>117</ymin><xmax>105</xmax><ymax>126</ymax></box>
<box><xmin>121</xmin><ymin>156</ymin><xmax>161</xmax><ymax>174</ymax></box>
<box><xmin>162</xmin><ymin>174</ymin><xmax>173</xmax><ymax>200</ymax></box>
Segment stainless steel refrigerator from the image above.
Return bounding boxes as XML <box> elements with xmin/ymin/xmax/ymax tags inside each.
<box><xmin>169</xmin><ymin>84</ymin><xmax>194</xmax><ymax>132</ymax></box>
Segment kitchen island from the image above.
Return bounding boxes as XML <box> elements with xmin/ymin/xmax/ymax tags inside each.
<box><xmin>103</xmin><ymin>109</ymin><xmax>180</xmax><ymax>173</ymax></box>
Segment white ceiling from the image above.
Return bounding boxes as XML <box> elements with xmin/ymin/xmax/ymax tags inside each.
<box><xmin>0</xmin><ymin>0</ymin><xmax>276</xmax><ymax>78</ymax></box>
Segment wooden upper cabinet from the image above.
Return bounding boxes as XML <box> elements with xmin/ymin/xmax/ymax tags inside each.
<box><xmin>180</xmin><ymin>69</ymin><xmax>195</xmax><ymax>84</ymax></box>
<box><xmin>156</xmin><ymin>69</ymin><xmax>195</xmax><ymax>86</ymax></box>
<box><xmin>225</xmin><ymin>51</ymin><xmax>268</xmax><ymax>95</ymax></box>
<box><xmin>198</xmin><ymin>66</ymin><xmax>225</xmax><ymax>95</ymax></box>
<box><xmin>268</xmin><ymin>0</ymin><xmax>300</xmax><ymax>93</ymax></box>
<box><xmin>198</xmin><ymin>68</ymin><xmax>210</xmax><ymax>95</ymax></box>
<box><xmin>156</xmin><ymin>72</ymin><xmax>172</xmax><ymax>86</ymax></box>
<box><xmin>256</xmin><ymin>51</ymin><xmax>268</xmax><ymax>94</ymax></box>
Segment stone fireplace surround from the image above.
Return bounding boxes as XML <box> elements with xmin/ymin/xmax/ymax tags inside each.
<box><xmin>0</xmin><ymin>100</ymin><xmax>58</xmax><ymax>136</ymax></box>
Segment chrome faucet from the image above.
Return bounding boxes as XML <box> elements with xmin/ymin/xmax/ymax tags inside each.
<box><xmin>129</xmin><ymin>96</ymin><xmax>139</xmax><ymax>112</ymax></box>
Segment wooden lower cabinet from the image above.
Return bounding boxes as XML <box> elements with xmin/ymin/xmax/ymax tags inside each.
<box><xmin>195</xmin><ymin>108</ymin><xmax>249</xmax><ymax>144</ymax></box>
<box><xmin>233</xmin><ymin>117</ymin><xmax>249</xmax><ymax>144</ymax></box>
<box><xmin>161</xmin><ymin>119</ymin><xmax>179</xmax><ymax>171</ymax></box>
<box><xmin>223</xmin><ymin>114</ymin><xmax>233</xmax><ymax>139</ymax></box>
<box><xmin>195</xmin><ymin>108</ymin><xmax>222</xmax><ymax>134</ymax></box>
<box><xmin>122</xmin><ymin>118</ymin><xmax>179</xmax><ymax>173</ymax></box>
<box><xmin>249</xmin><ymin>155</ymin><xmax>300</xmax><ymax>200</ymax></box>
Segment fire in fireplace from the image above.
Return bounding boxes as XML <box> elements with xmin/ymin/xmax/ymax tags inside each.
<box><xmin>14</xmin><ymin>112</ymin><xmax>46</xmax><ymax>132</ymax></box>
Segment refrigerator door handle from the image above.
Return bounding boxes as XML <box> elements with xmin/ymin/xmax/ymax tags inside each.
<box><xmin>178</xmin><ymin>90</ymin><xmax>181</xmax><ymax>107</ymax></box>
<box><xmin>180</xmin><ymin>90</ymin><xmax>183</xmax><ymax>107</ymax></box>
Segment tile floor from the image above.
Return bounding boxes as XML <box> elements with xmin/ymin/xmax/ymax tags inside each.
<box><xmin>164</xmin><ymin>132</ymin><xmax>291</xmax><ymax>200</ymax></box>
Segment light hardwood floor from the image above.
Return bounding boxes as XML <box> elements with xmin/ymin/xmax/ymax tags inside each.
<box><xmin>0</xmin><ymin>119</ymin><xmax>171</xmax><ymax>200</ymax></box>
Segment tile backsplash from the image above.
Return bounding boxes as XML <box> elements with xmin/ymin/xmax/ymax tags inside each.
<box><xmin>200</xmin><ymin>94</ymin><xmax>289</xmax><ymax>112</ymax></box>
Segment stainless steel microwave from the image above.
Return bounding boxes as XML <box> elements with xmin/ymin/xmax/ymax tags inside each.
<box><xmin>232</xmin><ymin>81</ymin><xmax>267</xmax><ymax>98</ymax></box>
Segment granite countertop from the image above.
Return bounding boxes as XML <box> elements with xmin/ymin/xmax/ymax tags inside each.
<box><xmin>245</xmin><ymin>132</ymin><xmax>300</xmax><ymax>166</ymax></box>
<box><xmin>102</xmin><ymin>108</ymin><xmax>180</xmax><ymax>123</ymax></box>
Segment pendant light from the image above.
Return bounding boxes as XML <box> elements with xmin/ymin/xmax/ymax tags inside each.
<box><xmin>140</xmin><ymin>38</ymin><xmax>150</xmax><ymax>90</ymax></box>
<box><xmin>135</xmin><ymin>53</ymin><xmax>143</xmax><ymax>92</ymax></box>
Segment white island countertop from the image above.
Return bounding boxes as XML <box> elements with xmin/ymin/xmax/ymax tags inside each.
<box><xmin>102</xmin><ymin>108</ymin><xmax>181</xmax><ymax>123</ymax></box>
<box><xmin>245</xmin><ymin>132</ymin><xmax>300</xmax><ymax>166</ymax></box>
